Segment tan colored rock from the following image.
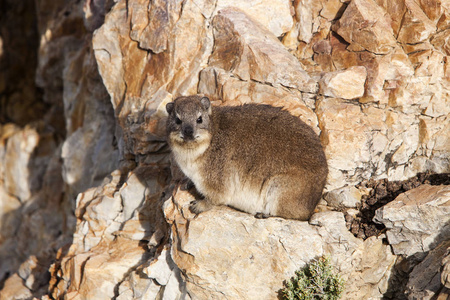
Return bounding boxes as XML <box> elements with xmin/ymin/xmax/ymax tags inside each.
<box><xmin>402</xmin><ymin>41</ymin><xmax>435</xmax><ymax>55</ymax></box>
<box><xmin>320</xmin><ymin>0</ymin><xmax>347</xmax><ymax>20</ymax></box>
<box><xmin>411</xmin><ymin>50</ymin><xmax>445</xmax><ymax>83</ymax></box>
<box><xmin>164</xmin><ymin>188</ymin><xmax>397</xmax><ymax>299</ymax></box>
<box><xmin>293</xmin><ymin>0</ymin><xmax>324</xmax><ymax>43</ymax></box>
<box><xmin>375</xmin><ymin>0</ymin><xmax>407</xmax><ymax>35</ymax></box>
<box><xmin>116</xmin><ymin>275</ymin><xmax>162</xmax><ymax>300</ymax></box>
<box><xmin>50</xmin><ymin>166</ymin><xmax>172</xmax><ymax>299</ymax></box>
<box><xmin>210</xmin><ymin>8</ymin><xmax>317</xmax><ymax>93</ymax></box>
<box><xmin>64</xmin><ymin>239</ymin><xmax>148</xmax><ymax>299</ymax></box>
<box><xmin>316</xmin><ymin>96</ymin><xmax>435</xmax><ymax>187</ymax></box>
<box><xmin>34</xmin><ymin>0</ymin><xmax>120</xmax><ymax>201</ymax></box>
<box><xmin>4</xmin><ymin>126</ymin><xmax>40</xmax><ymax>201</ymax></box>
<box><xmin>129</xmin><ymin>0</ymin><xmax>182</xmax><ymax>54</ymax></box>
<box><xmin>419</xmin><ymin>0</ymin><xmax>446</xmax><ymax>22</ymax></box>
<box><xmin>199</xmin><ymin>67</ymin><xmax>319</xmax><ymax>131</ymax></box>
<box><xmin>374</xmin><ymin>184</ymin><xmax>450</xmax><ymax>257</ymax></box>
<box><xmin>92</xmin><ymin>2</ymin><xmax>127</xmax><ymax>111</ymax></box>
<box><xmin>287</xmin><ymin>0</ymin><xmax>345</xmax><ymax>65</ymax></box>
<box><xmin>17</xmin><ymin>255</ymin><xmax>50</xmax><ymax>292</ymax></box>
<box><xmin>360</xmin><ymin>47</ymin><xmax>414</xmax><ymax>105</ymax></box>
<box><xmin>178</xmin><ymin>209</ymin><xmax>323</xmax><ymax>299</ymax></box>
<box><xmin>324</xmin><ymin>186</ymin><xmax>362</xmax><ymax>208</ymax></box>
<box><xmin>385</xmin><ymin>111</ymin><xmax>420</xmax><ymax>171</ymax></box>
<box><xmin>0</xmin><ymin>123</ymin><xmax>67</xmax><ymax>299</ymax></box>
<box><xmin>316</xmin><ymin>98</ymin><xmax>374</xmax><ymax>188</ymax></box>
<box><xmin>319</xmin><ymin>66</ymin><xmax>367</xmax><ymax>99</ymax></box>
<box><xmin>94</xmin><ymin>0</ymin><xmax>213</xmax><ymax>156</ymax></box>
<box><xmin>437</xmin><ymin>9</ymin><xmax>450</xmax><ymax>31</ymax></box>
<box><xmin>93</xmin><ymin>1</ymin><xmax>212</xmax><ymax>103</ymax></box>
<box><xmin>0</xmin><ymin>273</ymin><xmax>32</xmax><ymax>300</ymax></box>
<box><xmin>417</xmin><ymin>116</ymin><xmax>450</xmax><ymax>174</ymax></box>
<box><xmin>397</xmin><ymin>0</ymin><xmax>436</xmax><ymax>44</ymax></box>
<box><xmin>329</xmin><ymin>33</ymin><xmax>360</xmax><ymax>70</ymax></box>
<box><xmin>431</xmin><ymin>29</ymin><xmax>450</xmax><ymax>55</ymax></box>
<box><xmin>214</xmin><ymin>0</ymin><xmax>294</xmax><ymax>37</ymax></box>
<box><xmin>334</xmin><ymin>0</ymin><xmax>397</xmax><ymax>54</ymax></box>
<box><xmin>342</xmin><ymin>235</ymin><xmax>397</xmax><ymax>299</ymax></box>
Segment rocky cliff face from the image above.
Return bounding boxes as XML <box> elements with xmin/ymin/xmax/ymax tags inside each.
<box><xmin>0</xmin><ymin>0</ymin><xmax>449</xmax><ymax>299</ymax></box>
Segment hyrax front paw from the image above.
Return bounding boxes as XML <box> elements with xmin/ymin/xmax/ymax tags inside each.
<box><xmin>255</xmin><ymin>212</ymin><xmax>270</xmax><ymax>219</ymax></box>
<box><xmin>189</xmin><ymin>199</ymin><xmax>213</xmax><ymax>215</ymax></box>
<box><xmin>180</xmin><ymin>178</ymin><xmax>195</xmax><ymax>191</ymax></box>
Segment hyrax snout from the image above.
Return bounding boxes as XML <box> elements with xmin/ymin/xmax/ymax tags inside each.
<box><xmin>166</xmin><ymin>95</ymin><xmax>328</xmax><ymax>220</ymax></box>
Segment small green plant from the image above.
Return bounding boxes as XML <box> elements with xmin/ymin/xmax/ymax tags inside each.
<box><xmin>281</xmin><ymin>256</ymin><xmax>345</xmax><ymax>300</ymax></box>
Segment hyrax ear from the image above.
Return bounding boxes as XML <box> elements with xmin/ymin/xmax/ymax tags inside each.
<box><xmin>200</xmin><ymin>97</ymin><xmax>212</xmax><ymax>115</ymax></box>
<box><xmin>166</xmin><ymin>102</ymin><xmax>174</xmax><ymax>114</ymax></box>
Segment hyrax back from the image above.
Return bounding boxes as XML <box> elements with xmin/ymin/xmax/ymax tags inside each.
<box><xmin>166</xmin><ymin>95</ymin><xmax>328</xmax><ymax>220</ymax></box>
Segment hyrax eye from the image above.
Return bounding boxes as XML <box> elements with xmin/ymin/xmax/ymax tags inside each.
<box><xmin>175</xmin><ymin>117</ymin><xmax>182</xmax><ymax>125</ymax></box>
<box><xmin>197</xmin><ymin>116</ymin><xmax>203</xmax><ymax>124</ymax></box>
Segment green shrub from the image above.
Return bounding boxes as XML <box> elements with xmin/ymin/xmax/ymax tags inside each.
<box><xmin>281</xmin><ymin>256</ymin><xmax>345</xmax><ymax>300</ymax></box>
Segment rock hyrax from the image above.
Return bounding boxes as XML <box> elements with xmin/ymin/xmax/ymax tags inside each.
<box><xmin>166</xmin><ymin>95</ymin><xmax>328</xmax><ymax>220</ymax></box>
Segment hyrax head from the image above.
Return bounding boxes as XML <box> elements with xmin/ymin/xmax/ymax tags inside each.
<box><xmin>166</xmin><ymin>95</ymin><xmax>212</xmax><ymax>147</ymax></box>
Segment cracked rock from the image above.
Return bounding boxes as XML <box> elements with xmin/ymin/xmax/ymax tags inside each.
<box><xmin>374</xmin><ymin>184</ymin><xmax>450</xmax><ymax>257</ymax></box>
<box><xmin>164</xmin><ymin>188</ymin><xmax>396</xmax><ymax>299</ymax></box>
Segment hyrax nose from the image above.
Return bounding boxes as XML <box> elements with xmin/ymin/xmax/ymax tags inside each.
<box><xmin>182</xmin><ymin>125</ymin><xmax>194</xmax><ymax>140</ymax></box>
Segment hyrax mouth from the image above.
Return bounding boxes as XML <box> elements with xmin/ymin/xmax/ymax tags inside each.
<box><xmin>171</xmin><ymin>133</ymin><xmax>197</xmax><ymax>146</ymax></box>
<box><xmin>169</xmin><ymin>131</ymin><xmax>211</xmax><ymax>151</ymax></box>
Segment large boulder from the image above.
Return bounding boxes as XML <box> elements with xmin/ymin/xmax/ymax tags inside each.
<box><xmin>374</xmin><ymin>184</ymin><xmax>450</xmax><ymax>258</ymax></box>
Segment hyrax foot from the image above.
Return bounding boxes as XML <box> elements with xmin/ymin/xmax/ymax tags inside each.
<box><xmin>189</xmin><ymin>199</ymin><xmax>213</xmax><ymax>215</ymax></box>
<box><xmin>180</xmin><ymin>178</ymin><xmax>195</xmax><ymax>191</ymax></box>
<box><xmin>255</xmin><ymin>213</ymin><xmax>270</xmax><ymax>219</ymax></box>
